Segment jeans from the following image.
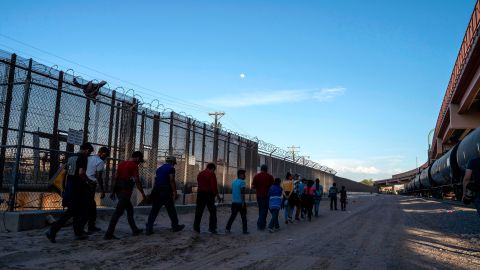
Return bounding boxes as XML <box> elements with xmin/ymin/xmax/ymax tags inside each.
<box><xmin>193</xmin><ymin>192</ymin><xmax>217</xmax><ymax>232</ymax></box>
<box><xmin>268</xmin><ymin>209</ymin><xmax>280</xmax><ymax>229</ymax></box>
<box><xmin>474</xmin><ymin>193</ymin><xmax>480</xmax><ymax>217</ymax></box>
<box><xmin>284</xmin><ymin>201</ymin><xmax>294</xmax><ymax>222</ymax></box>
<box><xmin>146</xmin><ymin>189</ymin><xmax>180</xmax><ymax>231</ymax></box>
<box><xmin>314</xmin><ymin>198</ymin><xmax>321</xmax><ymax>216</ymax></box>
<box><xmin>105</xmin><ymin>194</ymin><xmax>138</xmax><ymax>236</ymax></box>
<box><xmin>257</xmin><ymin>197</ymin><xmax>269</xmax><ymax>229</ymax></box>
<box><xmin>330</xmin><ymin>196</ymin><xmax>338</xmax><ymax>210</ymax></box>
<box><xmin>226</xmin><ymin>203</ymin><xmax>247</xmax><ymax>232</ymax></box>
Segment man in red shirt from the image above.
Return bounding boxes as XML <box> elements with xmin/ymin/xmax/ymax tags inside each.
<box><xmin>104</xmin><ymin>151</ymin><xmax>146</xmax><ymax>240</ymax></box>
<box><xmin>252</xmin><ymin>164</ymin><xmax>274</xmax><ymax>230</ymax></box>
<box><xmin>193</xmin><ymin>163</ymin><xmax>222</xmax><ymax>233</ymax></box>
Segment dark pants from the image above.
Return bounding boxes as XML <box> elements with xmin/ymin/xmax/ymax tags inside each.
<box><xmin>303</xmin><ymin>196</ymin><xmax>314</xmax><ymax>220</ymax></box>
<box><xmin>87</xmin><ymin>186</ymin><xmax>97</xmax><ymax>229</ymax></box>
<box><xmin>50</xmin><ymin>206</ymin><xmax>86</xmax><ymax>236</ymax></box>
<box><xmin>106</xmin><ymin>194</ymin><xmax>138</xmax><ymax>236</ymax></box>
<box><xmin>226</xmin><ymin>203</ymin><xmax>247</xmax><ymax>232</ymax></box>
<box><xmin>257</xmin><ymin>196</ymin><xmax>269</xmax><ymax>229</ymax></box>
<box><xmin>50</xmin><ymin>196</ymin><xmax>87</xmax><ymax>237</ymax></box>
<box><xmin>475</xmin><ymin>193</ymin><xmax>480</xmax><ymax>217</ymax></box>
<box><xmin>330</xmin><ymin>196</ymin><xmax>338</xmax><ymax>210</ymax></box>
<box><xmin>341</xmin><ymin>198</ymin><xmax>346</xmax><ymax>210</ymax></box>
<box><xmin>314</xmin><ymin>198</ymin><xmax>321</xmax><ymax>216</ymax></box>
<box><xmin>146</xmin><ymin>189</ymin><xmax>180</xmax><ymax>230</ymax></box>
<box><xmin>193</xmin><ymin>192</ymin><xmax>217</xmax><ymax>232</ymax></box>
<box><xmin>268</xmin><ymin>209</ymin><xmax>280</xmax><ymax>229</ymax></box>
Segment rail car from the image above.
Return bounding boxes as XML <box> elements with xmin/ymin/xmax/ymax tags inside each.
<box><xmin>404</xmin><ymin>127</ymin><xmax>480</xmax><ymax>199</ymax></box>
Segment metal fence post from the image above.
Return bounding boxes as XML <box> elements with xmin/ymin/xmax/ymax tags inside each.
<box><xmin>201</xmin><ymin>123</ymin><xmax>206</xmax><ymax>169</ymax></box>
<box><xmin>168</xmin><ymin>111</ymin><xmax>174</xmax><ymax>156</ymax></box>
<box><xmin>0</xmin><ymin>53</ymin><xmax>16</xmax><ymax>187</ymax></box>
<box><xmin>83</xmin><ymin>99</ymin><xmax>91</xmax><ymax>143</ymax></box>
<box><xmin>105</xmin><ymin>90</ymin><xmax>116</xmax><ymax>190</ymax></box>
<box><xmin>8</xmin><ymin>58</ymin><xmax>33</xmax><ymax>211</ymax></box>
<box><xmin>139</xmin><ymin>110</ymin><xmax>146</xmax><ymax>151</ymax></box>
<box><xmin>49</xmin><ymin>70</ymin><xmax>63</xmax><ymax>178</ymax></box>
<box><xmin>183</xmin><ymin>118</ymin><xmax>191</xmax><ymax>205</ymax></box>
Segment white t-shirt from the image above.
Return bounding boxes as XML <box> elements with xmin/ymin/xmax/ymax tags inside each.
<box><xmin>86</xmin><ymin>155</ymin><xmax>105</xmax><ymax>182</ymax></box>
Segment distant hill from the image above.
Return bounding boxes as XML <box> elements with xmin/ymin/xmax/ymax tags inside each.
<box><xmin>333</xmin><ymin>176</ymin><xmax>378</xmax><ymax>193</ymax></box>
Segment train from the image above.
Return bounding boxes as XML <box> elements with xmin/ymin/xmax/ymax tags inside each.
<box><xmin>404</xmin><ymin>127</ymin><xmax>480</xmax><ymax>199</ymax></box>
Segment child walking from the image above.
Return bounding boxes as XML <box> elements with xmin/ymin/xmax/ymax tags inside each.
<box><xmin>268</xmin><ymin>178</ymin><xmax>283</xmax><ymax>232</ymax></box>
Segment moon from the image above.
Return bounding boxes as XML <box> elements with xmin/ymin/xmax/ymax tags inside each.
<box><xmin>240</xmin><ymin>73</ymin><xmax>246</xmax><ymax>79</ymax></box>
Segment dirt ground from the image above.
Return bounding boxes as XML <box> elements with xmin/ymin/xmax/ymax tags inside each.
<box><xmin>1</xmin><ymin>194</ymin><xmax>479</xmax><ymax>270</ymax></box>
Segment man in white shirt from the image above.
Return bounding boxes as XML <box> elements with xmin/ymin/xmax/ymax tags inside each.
<box><xmin>86</xmin><ymin>146</ymin><xmax>110</xmax><ymax>233</ymax></box>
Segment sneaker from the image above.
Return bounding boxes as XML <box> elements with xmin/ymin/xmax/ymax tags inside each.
<box><xmin>75</xmin><ymin>234</ymin><xmax>89</xmax><ymax>241</ymax></box>
<box><xmin>268</xmin><ymin>228</ymin><xmax>274</xmax><ymax>233</ymax></box>
<box><xmin>243</xmin><ymin>231</ymin><xmax>250</xmax><ymax>235</ymax></box>
<box><xmin>193</xmin><ymin>228</ymin><xmax>200</xmax><ymax>233</ymax></box>
<box><xmin>208</xmin><ymin>229</ymin><xmax>218</xmax><ymax>234</ymax></box>
<box><xmin>45</xmin><ymin>229</ymin><xmax>56</xmax><ymax>243</ymax></box>
<box><xmin>295</xmin><ymin>217</ymin><xmax>300</xmax><ymax>221</ymax></box>
<box><xmin>103</xmin><ymin>234</ymin><xmax>119</xmax><ymax>240</ymax></box>
<box><xmin>88</xmin><ymin>226</ymin><xmax>102</xmax><ymax>233</ymax></box>
<box><xmin>132</xmin><ymin>229</ymin><xmax>144</xmax><ymax>236</ymax></box>
<box><xmin>172</xmin><ymin>224</ymin><xmax>185</xmax><ymax>232</ymax></box>
<box><xmin>225</xmin><ymin>229</ymin><xmax>231</xmax><ymax>233</ymax></box>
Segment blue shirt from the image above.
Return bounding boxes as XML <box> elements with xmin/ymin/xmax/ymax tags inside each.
<box><xmin>268</xmin><ymin>185</ymin><xmax>283</xmax><ymax>210</ymax></box>
<box><xmin>231</xmin><ymin>178</ymin><xmax>246</xmax><ymax>203</ymax></box>
<box><xmin>297</xmin><ymin>181</ymin><xmax>305</xmax><ymax>195</ymax></box>
<box><xmin>155</xmin><ymin>164</ymin><xmax>175</xmax><ymax>187</ymax></box>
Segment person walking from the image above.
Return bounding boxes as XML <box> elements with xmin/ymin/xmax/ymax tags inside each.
<box><xmin>462</xmin><ymin>157</ymin><xmax>480</xmax><ymax>217</ymax></box>
<box><xmin>282</xmin><ymin>172</ymin><xmax>294</xmax><ymax>224</ymax></box>
<box><xmin>146</xmin><ymin>156</ymin><xmax>185</xmax><ymax>235</ymax></box>
<box><xmin>193</xmin><ymin>163</ymin><xmax>222</xmax><ymax>234</ymax></box>
<box><xmin>267</xmin><ymin>178</ymin><xmax>283</xmax><ymax>232</ymax></box>
<box><xmin>104</xmin><ymin>151</ymin><xmax>146</xmax><ymax>240</ymax></box>
<box><xmin>328</xmin><ymin>183</ymin><xmax>339</xmax><ymax>211</ymax></box>
<box><xmin>303</xmin><ymin>179</ymin><xmax>316</xmax><ymax>221</ymax></box>
<box><xmin>225</xmin><ymin>169</ymin><xmax>248</xmax><ymax>234</ymax></box>
<box><xmin>313</xmin><ymin>178</ymin><xmax>323</xmax><ymax>217</ymax></box>
<box><xmin>85</xmin><ymin>146</ymin><xmax>110</xmax><ymax>233</ymax></box>
<box><xmin>46</xmin><ymin>142</ymin><xmax>94</xmax><ymax>243</ymax></box>
<box><xmin>251</xmin><ymin>164</ymin><xmax>274</xmax><ymax>230</ymax></box>
<box><xmin>293</xmin><ymin>174</ymin><xmax>303</xmax><ymax>220</ymax></box>
<box><xmin>340</xmin><ymin>186</ymin><xmax>347</xmax><ymax>211</ymax></box>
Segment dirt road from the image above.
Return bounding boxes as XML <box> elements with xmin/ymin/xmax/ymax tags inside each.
<box><xmin>1</xmin><ymin>195</ymin><xmax>479</xmax><ymax>270</ymax></box>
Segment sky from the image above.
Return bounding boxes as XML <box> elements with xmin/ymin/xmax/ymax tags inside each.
<box><xmin>0</xmin><ymin>0</ymin><xmax>476</xmax><ymax>181</ymax></box>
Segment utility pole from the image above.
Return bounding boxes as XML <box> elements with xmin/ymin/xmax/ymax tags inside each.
<box><xmin>287</xmin><ymin>145</ymin><xmax>300</xmax><ymax>174</ymax></box>
<box><xmin>209</xmin><ymin>112</ymin><xmax>225</xmax><ymax>163</ymax></box>
<box><xmin>287</xmin><ymin>145</ymin><xmax>300</xmax><ymax>161</ymax></box>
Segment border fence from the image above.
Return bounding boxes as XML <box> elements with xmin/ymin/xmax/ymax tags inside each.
<box><xmin>0</xmin><ymin>50</ymin><xmax>336</xmax><ymax>211</ymax></box>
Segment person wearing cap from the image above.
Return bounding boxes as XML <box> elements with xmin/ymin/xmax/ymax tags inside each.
<box><xmin>85</xmin><ymin>146</ymin><xmax>110</xmax><ymax>233</ymax></box>
<box><xmin>104</xmin><ymin>151</ymin><xmax>146</xmax><ymax>240</ymax></box>
<box><xmin>193</xmin><ymin>163</ymin><xmax>222</xmax><ymax>234</ymax></box>
<box><xmin>46</xmin><ymin>142</ymin><xmax>94</xmax><ymax>243</ymax></box>
<box><xmin>146</xmin><ymin>156</ymin><xmax>185</xmax><ymax>235</ymax></box>
<box><xmin>251</xmin><ymin>164</ymin><xmax>274</xmax><ymax>230</ymax></box>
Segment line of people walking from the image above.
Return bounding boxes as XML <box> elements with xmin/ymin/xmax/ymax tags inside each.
<box><xmin>46</xmin><ymin>143</ymin><xmax>346</xmax><ymax>242</ymax></box>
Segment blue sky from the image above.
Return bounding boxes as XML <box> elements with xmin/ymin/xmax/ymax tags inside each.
<box><xmin>0</xmin><ymin>0</ymin><xmax>476</xmax><ymax>180</ymax></box>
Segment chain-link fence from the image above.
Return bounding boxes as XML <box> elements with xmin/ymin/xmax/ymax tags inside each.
<box><xmin>0</xmin><ymin>50</ymin><xmax>336</xmax><ymax>211</ymax></box>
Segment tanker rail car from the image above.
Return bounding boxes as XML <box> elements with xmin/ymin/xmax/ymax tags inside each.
<box><xmin>404</xmin><ymin>128</ymin><xmax>480</xmax><ymax>200</ymax></box>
